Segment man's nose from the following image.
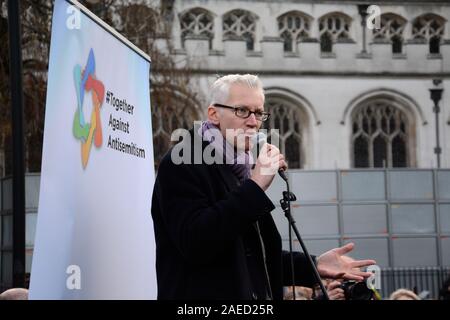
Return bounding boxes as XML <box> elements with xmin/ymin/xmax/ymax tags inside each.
<box><xmin>246</xmin><ymin>113</ymin><xmax>258</xmax><ymax>127</ymax></box>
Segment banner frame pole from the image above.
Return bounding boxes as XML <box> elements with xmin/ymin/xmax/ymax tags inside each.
<box><xmin>7</xmin><ymin>0</ymin><xmax>26</xmax><ymax>289</ymax></box>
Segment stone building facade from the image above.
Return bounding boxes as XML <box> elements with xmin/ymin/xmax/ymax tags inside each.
<box><xmin>151</xmin><ymin>0</ymin><xmax>450</xmax><ymax>170</ymax></box>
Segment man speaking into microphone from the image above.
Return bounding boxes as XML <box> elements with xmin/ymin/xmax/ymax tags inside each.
<box><xmin>151</xmin><ymin>74</ymin><xmax>375</xmax><ymax>300</ymax></box>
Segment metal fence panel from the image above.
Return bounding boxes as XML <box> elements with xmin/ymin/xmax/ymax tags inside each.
<box><xmin>26</xmin><ymin>213</ymin><xmax>37</xmax><ymax>248</ymax></box>
<box><xmin>341</xmin><ymin>171</ymin><xmax>385</xmax><ymax>201</ymax></box>
<box><xmin>392</xmin><ymin>237</ymin><xmax>438</xmax><ymax>267</ymax></box>
<box><xmin>1</xmin><ymin>178</ymin><xmax>12</xmax><ymax>211</ymax></box>
<box><xmin>2</xmin><ymin>215</ymin><xmax>12</xmax><ymax>248</ymax></box>
<box><xmin>437</xmin><ymin>171</ymin><xmax>450</xmax><ymax>200</ymax></box>
<box><xmin>26</xmin><ymin>249</ymin><xmax>33</xmax><ymax>274</ymax></box>
<box><xmin>391</xmin><ymin>204</ymin><xmax>435</xmax><ymax>234</ymax></box>
<box><xmin>268</xmin><ymin>169</ymin><xmax>450</xmax><ymax>271</ymax></box>
<box><xmin>290</xmin><ymin>171</ymin><xmax>337</xmax><ymax>202</ymax></box>
<box><xmin>292</xmin><ymin>205</ymin><xmax>339</xmax><ymax>236</ymax></box>
<box><xmin>343</xmin><ymin>204</ymin><xmax>387</xmax><ymax>234</ymax></box>
<box><xmin>25</xmin><ymin>175</ymin><xmax>40</xmax><ymax>210</ymax></box>
<box><xmin>440</xmin><ymin>204</ymin><xmax>450</xmax><ymax>233</ymax></box>
<box><xmin>390</xmin><ymin>171</ymin><xmax>434</xmax><ymax>200</ymax></box>
<box><xmin>441</xmin><ymin>238</ymin><xmax>450</xmax><ymax>266</ymax></box>
<box><xmin>1</xmin><ymin>251</ymin><xmax>12</xmax><ymax>285</ymax></box>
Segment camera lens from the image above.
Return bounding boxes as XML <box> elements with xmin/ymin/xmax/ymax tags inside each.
<box><xmin>341</xmin><ymin>281</ymin><xmax>374</xmax><ymax>300</ymax></box>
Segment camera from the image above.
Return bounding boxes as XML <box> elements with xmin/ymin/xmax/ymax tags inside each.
<box><xmin>340</xmin><ymin>280</ymin><xmax>374</xmax><ymax>300</ymax></box>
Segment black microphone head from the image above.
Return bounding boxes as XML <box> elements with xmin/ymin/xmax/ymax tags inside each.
<box><xmin>250</xmin><ymin>132</ymin><xmax>266</xmax><ymax>160</ymax></box>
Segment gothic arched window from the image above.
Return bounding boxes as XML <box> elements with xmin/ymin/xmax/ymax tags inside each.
<box><xmin>412</xmin><ymin>14</ymin><xmax>446</xmax><ymax>54</ymax></box>
<box><xmin>180</xmin><ymin>8</ymin><xmax>214</xmax><ymax>49</ymax></box>
<box><xmin>373</xmin><ymin>13</ymin><xmax>407</xmax><ymax>54</ymax></box>
<box><xmin>223</xmin><ymin>10</ymin><xmax>258</xmax><ymax>51</ymax></box>
<box><xmin>277</xmin><ymin>11</ymin><xmax>311</xmax><ymax>52</ymax></box>
<box><xmin>263</xmin><ymin>98</ymin><xmax>306</xmax><ymax>169</ymax></box>
<box><xmin>318</xmin><ymin>12</ymin><xmax>352</xmax><ymax>53</ymax></box>
<box><xmin>351</xmin><ymin>100</ymin><xmax>412</xmax><ymax>168</ymax></box>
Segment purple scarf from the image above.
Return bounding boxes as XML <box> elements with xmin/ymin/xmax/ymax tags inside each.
<box><xmin>198</xmin><ymin>121</ymin><xmax>253</xmax><ymax>183</ymax></box>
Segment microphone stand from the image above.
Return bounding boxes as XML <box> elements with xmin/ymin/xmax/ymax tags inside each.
<box><xmin>278</xmin><ymin>173</ymin><xmax>329</xmax><ymax>300</ymax></box>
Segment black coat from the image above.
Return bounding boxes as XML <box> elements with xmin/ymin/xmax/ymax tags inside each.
<box><xmin>151</xmin><ymin>127</ymin><xmax>317</xmax><ymax>300</ymax></box>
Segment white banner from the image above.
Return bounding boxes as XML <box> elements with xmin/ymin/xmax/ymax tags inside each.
<box><xmin>29</xmin><ymin>0</ymin><xmax>156</xmax><ymax>299</ymax></box>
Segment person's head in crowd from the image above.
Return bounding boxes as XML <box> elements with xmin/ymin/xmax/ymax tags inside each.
<box><xmin>389</xmin><ymin>289</ymin><xmax>420</xmax><ymax>300</ymax></box>
<box><xmin>283</xmin><ymin>286</ymin><xmax>313</xmax><ymax>300</ymax></box>
<box><xmin>0</xmin><ymin>288</ymin><xmax>29</xmax><ymax>300</ymax></box>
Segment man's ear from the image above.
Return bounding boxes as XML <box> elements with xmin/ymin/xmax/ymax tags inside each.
<box><xmin>207</xmin><ymin>105</ymin><xmax>220</xmax><ymax>125</ymax></box>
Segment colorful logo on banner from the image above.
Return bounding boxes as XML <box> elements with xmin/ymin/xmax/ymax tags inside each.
<box><xmin>72</xmin><ymin>48</ymin><xmax>105</xmax><ymax>168</ymax></box>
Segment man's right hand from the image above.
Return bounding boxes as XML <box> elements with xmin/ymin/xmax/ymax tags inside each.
<box><xmin>250</xmin><ymin>143</ymin><xmax>287</xmax><ymax>191</ymax></box>
<box><xmin>327</xmin><ymin>280</ymin><xmax>345</xmax><ymax>300</ymax></box>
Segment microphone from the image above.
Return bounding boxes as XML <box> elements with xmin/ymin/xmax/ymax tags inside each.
<box><xmin>253</xmin><ymin>132</ymin><xmax>288</xmax><ymax>182</ymax></box>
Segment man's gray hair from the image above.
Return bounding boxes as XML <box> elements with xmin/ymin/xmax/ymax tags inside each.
<box><xmin>210</xmin><ymin>74</ymin><xmax>264</xmax><ymax>106</ymax></box>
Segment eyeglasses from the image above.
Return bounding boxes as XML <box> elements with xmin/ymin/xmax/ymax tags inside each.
<box><xmin>213</xmin><ymin>103</ymin><xmax>270</xmax><ymax>122</ymax></box>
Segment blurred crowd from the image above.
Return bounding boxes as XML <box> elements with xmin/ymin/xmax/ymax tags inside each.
<box><xmin>1</xmin><ymin>275</ymin><xmax>449</xmax><ymax>300</ymax></box>
<box><xmin>283</xmin><ymin>274</ymin><xmax>450</xmax><ymax>300</ymax></box>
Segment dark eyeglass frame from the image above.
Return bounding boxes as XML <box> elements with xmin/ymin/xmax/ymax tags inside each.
<box><xmin>213</xmin><ymin>103</ymin><xmax>271</xmax><ymax>122</ymax></box>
